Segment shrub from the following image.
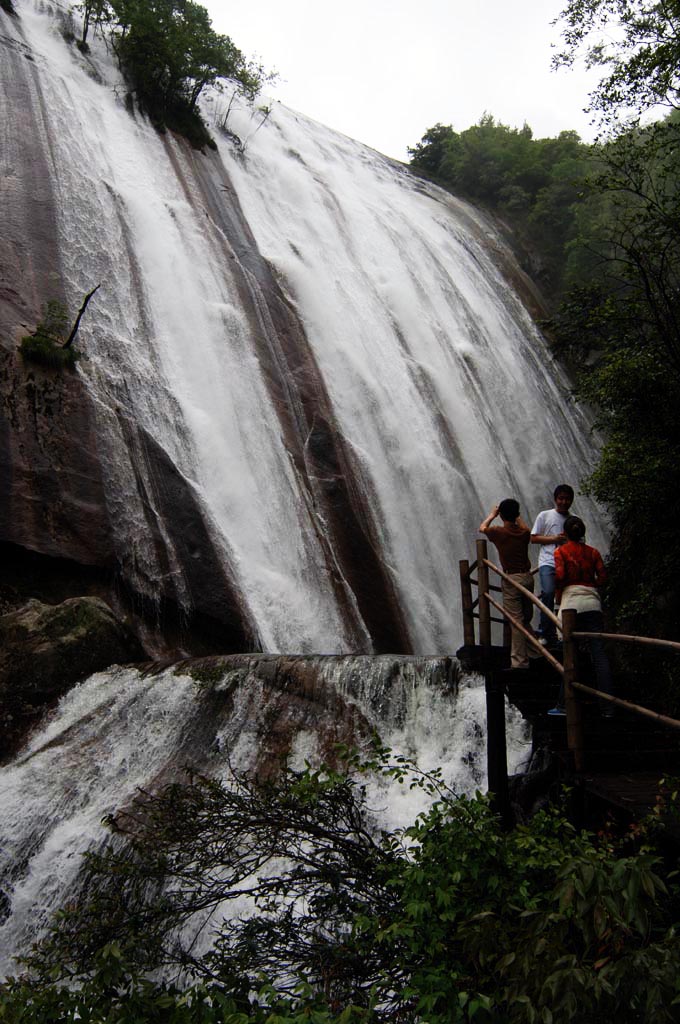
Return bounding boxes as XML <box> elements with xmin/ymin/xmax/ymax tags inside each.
<box><xmin>8</xmin><ymin>748</ymin><xmax>680</xmax><ymax>1023</ymax></box>
<box><xmin>19</xmin><ymin>301</ymin><xmax>80</xmax><ymax>369</ymax></box>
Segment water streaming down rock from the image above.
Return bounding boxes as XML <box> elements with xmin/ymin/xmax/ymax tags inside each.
<box><xmin>0</xmin><ymin>655</ymin><xmax>531</xmax><ymax>973</ymax></box>
<box><xmin>1</xmin><ymin>0</ymin><xmax>607</xmax><ymax>655</ymax></box>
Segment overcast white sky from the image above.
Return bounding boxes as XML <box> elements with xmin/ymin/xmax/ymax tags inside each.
<box><xmin>205</xmin><ymin>0</ymin><xmax>601</xmax><ymax>161</ymax></box>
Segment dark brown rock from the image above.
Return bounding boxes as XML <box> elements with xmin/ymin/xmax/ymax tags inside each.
<box><xmin>0</xmin><ymin>595</ymin><xmax>143</xmax><ymax>758</ymax></box>
<box><xmin>0</xmin><ymin>350</ymin><xmax>114</xmax><ymax>567</ymax></box>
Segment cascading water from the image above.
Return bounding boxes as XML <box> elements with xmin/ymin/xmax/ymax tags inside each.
<box><xmin>2</xmin><ymin>0</ymin><xmax>607</xmax><ymax>654</ymax></box>
<box><xmin>0</xmin><ymin>656</ymin><xmax>531</xmax><ymax>974</ymax></box>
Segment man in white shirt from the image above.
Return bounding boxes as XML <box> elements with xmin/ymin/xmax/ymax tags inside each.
<box><xmin>530</xmin><ymin>484</ymin><xmax>574</xmax><ymax>645</ymax></box>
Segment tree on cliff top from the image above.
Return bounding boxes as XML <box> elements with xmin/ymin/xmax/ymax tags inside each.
<box><xmin>74</xmin><ymin>0</ymin><xmax>268</xmax><ymax>145</ymax></box>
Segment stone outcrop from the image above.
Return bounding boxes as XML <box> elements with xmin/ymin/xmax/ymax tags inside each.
<box><xmin>0</xmin><ymin>596</ymin><xmax>143</xmax><ymax>759</ymax></box>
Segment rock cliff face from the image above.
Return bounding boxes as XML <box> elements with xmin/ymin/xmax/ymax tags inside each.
<box><xmin>0</xmin><ymin>351</ymin><xmax>113</xmax><ymax>567</ymax></box>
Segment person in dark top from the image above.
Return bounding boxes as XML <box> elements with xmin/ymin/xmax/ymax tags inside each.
<box><xmin>550</xmin><ymin>514</ymin><xmax>614</xmax><ymax>716</ymax></box>
<box><xmin>480</xmin><ymin>498</ymin><xmax>535</xmax><ymax>669</ymax></box>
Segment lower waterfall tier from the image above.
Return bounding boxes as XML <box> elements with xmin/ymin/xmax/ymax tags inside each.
<box><xmin>0</xmin><ymin>654</ymin><xmax>531</xmax><ymax>974</ymax></box>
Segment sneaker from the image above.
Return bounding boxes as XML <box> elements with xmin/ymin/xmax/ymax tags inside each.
<box><xmin>547</xmin><ymin>706</ymin><xmax>566</xmax><ymax>717</ymax></box>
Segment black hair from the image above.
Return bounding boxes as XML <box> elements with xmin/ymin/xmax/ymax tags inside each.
<box><xmin>564</xmin><ymin>515</ymin><xmax>586</xmax><ymax>541</ymax></box>
<box><xmin>498</xmin><ymin>498</ymin><xmax>520</xmax><ymax>522</ymax></box>
<box><xmin>554</xmin><ymin>484</ymin><xmax>574</xmax><ymax>500</ymax></box>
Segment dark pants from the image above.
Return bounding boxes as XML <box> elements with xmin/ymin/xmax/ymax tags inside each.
<box><xmin>558</xmin><ymin>609</ymin><xmax>613</xmax><ymax>709</ymax></box>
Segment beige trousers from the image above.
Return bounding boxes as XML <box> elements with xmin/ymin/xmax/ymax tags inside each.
<box><xmin>501</xmin><ymin>572</ymin><xmax>535</xmax><ymax>669</ymax></box>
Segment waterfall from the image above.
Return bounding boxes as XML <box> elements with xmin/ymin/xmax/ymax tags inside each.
<box><xmin>1</xmin><ymin>0</ymin><xmax>607</xmax><ymax>655</ymax></box>
<box><xmin>0</xmin><ymin>0</ymin><xmax>600</xmax><ymax>979</ymax></box>
<box><xmin>0</xmin><ymin>656</ymin><xmax>531</xmax><ymax>974</ymax></box>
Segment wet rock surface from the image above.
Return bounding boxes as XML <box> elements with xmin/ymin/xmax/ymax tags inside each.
<box><xmin>0</xmin><ymin>596</ymin><xmax>143</xmax><ymax>759</ymax></box>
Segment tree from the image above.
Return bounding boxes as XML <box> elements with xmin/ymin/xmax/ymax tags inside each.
<box><xmin>554</xmin><ymin>0</ymin><xmax>680</xmax><ymax>128</ymax></box>
<box><xmin>546</xmin><ymin>5</ymin><xmax>680</xmax><ymax>662</ymax></box>
<box><xmin>71</xmin><ymin>0</ymin><xmax>268</xmax><ymax>146</ymax></box>
<box><xmin>75</xmin><ymin>0</ymin><xmax>111</xmax><ymax>49</ymax></box>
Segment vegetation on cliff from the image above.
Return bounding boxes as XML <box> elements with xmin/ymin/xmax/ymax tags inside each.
<box><xmin>19</xmin><ymin>300</ymin><xmax>81</xmax><ymax>369</ymax></box>
<box><xmin>547</xmin><ymin>1</ymin><xmax>680</xmax><ymax>695</ymax></box>
<box><xmin>72</xmin><ymin>0</ymin><xmax>269</xmax><ymax>148</ymax></box>
<box><xmin>409</xmin><ymin>117</ymin><xmax>593</xmax><ymax>299</ymax></box>
<box><xmin>3</xmin><ymin>751</ymin><xmax>680</xmax><ymax>1022</ymax></box>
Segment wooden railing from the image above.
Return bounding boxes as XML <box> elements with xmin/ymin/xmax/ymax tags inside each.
<box><xmin>460</xmin><ymin>539</ymin><xmax>680</xmax><ymax>784</ymax></box>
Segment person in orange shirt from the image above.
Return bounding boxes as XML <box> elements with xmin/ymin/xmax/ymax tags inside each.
<box><xmin>551</xmin><ymin>515</ymin><xmax>614</xmax><ymax>717</ymax></box>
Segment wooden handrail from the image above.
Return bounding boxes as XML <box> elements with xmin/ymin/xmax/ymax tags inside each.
<box><xmin>572</xmin><ymin>631</ymin><xmax>680</xmax><ymax>654</ymax></box>
<box><xmin>468</xmin><ymin>576</ymin><xmax>504</xmax><ymax>596</ymax></box>
<box><xmin>487</xmin><ymin>593</ymin><xmax>680</xmax><ymax>731</ymax></box>
<box><xmin>482</xmin><ymin>557</ymin><xmax>560</xmax><ymax>628</ymax></box>
<box><xmin>484</xmin><ymin>592</ymin><xmax>564</xmax><ymax>675</ymax></box>
<box><xmin>464</xmin><ymin>539</ymin><xmax>680</xmax><ymax>785</ymax></box>
<box><xmin>571</xmin><ymin>681</ymin><xmax>680</xmax><ymax>731</ymax></box>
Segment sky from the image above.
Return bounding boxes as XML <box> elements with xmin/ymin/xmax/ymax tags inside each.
<box><xmin>205</xmin><ymin>0</ymin><xmax>602</xmax><ymax>162</ymax></box>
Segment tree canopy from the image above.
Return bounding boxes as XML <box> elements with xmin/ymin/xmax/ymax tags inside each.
<box><xmin>409</xmin><ymin>116</ymin><xmax>593</xmax><ymax>297</ymax></box>
<box><xmin>74</xmin><ymin>0</ymin><xmax>268</xmax><ymax>146</ymax></box>
<box><xmin>554</xmin><ymin>0</ymin><xmax>680</xmax><ymax>126</ymax></box>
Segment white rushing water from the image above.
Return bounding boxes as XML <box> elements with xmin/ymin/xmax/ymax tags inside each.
<box><xmin>0</xmin><ymin>658</ymin><xmax>530</xmax><ymax>975</ymax></box>
<box><xmin>5</xmin><ymin>0</ymin><xmax>607</xmax><ymax>653</ymax></box>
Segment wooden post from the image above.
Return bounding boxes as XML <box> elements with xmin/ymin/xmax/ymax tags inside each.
<box><xmin>459</xmin><ymin>559</ymin><xmax>475</xmax><ymax>646</ymax></box>
<box><xmin>502</xmin><ymin>617</ymin><xmax>511</xmax><ymax>651</ymax></box>
<box><xmin>476</xmin><ymin>540</ymin><xmax>511</xmax><ymax>826</ymax></box>
<box><xmin>485</xmin><ymin>665</ymin><xmax>511</xmax><ymax>828</ymax></box>
<box><xmin>562</xmin><ymin>608</ymin><xmax>585</xmax><ymax>773</ymax></box>
<box><xmin>476</xmin><ymin>540</ymin><xmax>491</xmax><ymax>650</ymax></box>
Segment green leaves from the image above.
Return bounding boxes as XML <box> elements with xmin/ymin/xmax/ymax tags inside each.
<box><xmin>6</xmin><ymin>756</ymin><xmax>680</xmax><ymax>1023</ymax></box>
<box><xmin>554</xmin><ymin>0</ymin><xmax>680</xmax><ymax>127</ymax></box>
<box><xmin>76</xmin><ymin>0</ymin><xmax>269</xmax><ymax>148</ymax></box>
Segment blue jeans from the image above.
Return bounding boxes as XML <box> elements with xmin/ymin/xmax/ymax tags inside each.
<box><xmin>538</xmin><ymin>565</ymin><xmax>556</xmax><ymax>642</ymax></box>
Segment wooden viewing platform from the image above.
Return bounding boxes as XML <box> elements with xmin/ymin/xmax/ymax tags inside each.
<box><xmin>459</xmin><ymin>542</ymin><xmax>680</xmax><ymax>832</ymax></box>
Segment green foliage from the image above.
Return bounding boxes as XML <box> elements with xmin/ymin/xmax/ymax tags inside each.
<box><xmin>554</xmin><ymin>0</ymin><xmax>680</xmax><ymax>128</ymax></box>
<box><xmin>8</xmin><ymin>751</ymin><xmax>680</xmax><ymax>1023</ymax></box>
<box><xmin>19</xmin><ymin>301</ymin><xmax>80</xmax><ymax>369</ymax></box>
<box><xmin>75</xmin><ymin>0</ymin><xmax>269</xmax><ymax>148</ymax></box>
<box><xmin>409</xmin><ymin>116</ymin><xmax>593</xmax><ymax>298</ymax></box>
<box><xmin>546</xmin><ymin>21</ymin><xmax>680</xmax><ymax>669</ymax></box>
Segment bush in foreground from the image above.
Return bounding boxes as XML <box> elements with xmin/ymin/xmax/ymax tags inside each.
<box><xmin>3</xmin><ymin>749</ymin><xmax>680</xmax><ymax>1022</ymax></box>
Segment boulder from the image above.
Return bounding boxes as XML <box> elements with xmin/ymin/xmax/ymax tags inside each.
<box><xmin>0</xmin><ymin>596</ymin><xmax>143</xmax><ymax>757</ymax></box>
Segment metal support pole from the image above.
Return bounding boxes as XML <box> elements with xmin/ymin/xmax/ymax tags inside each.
<box><xmin>476</xmin><ymin>540</ymin><xmax>510</xmax><ymax>825</ymax></box>
<box><xmin>502</xmin><ymin>617</ymin><xmax>511</xmax><ymax>651</ymax></box>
